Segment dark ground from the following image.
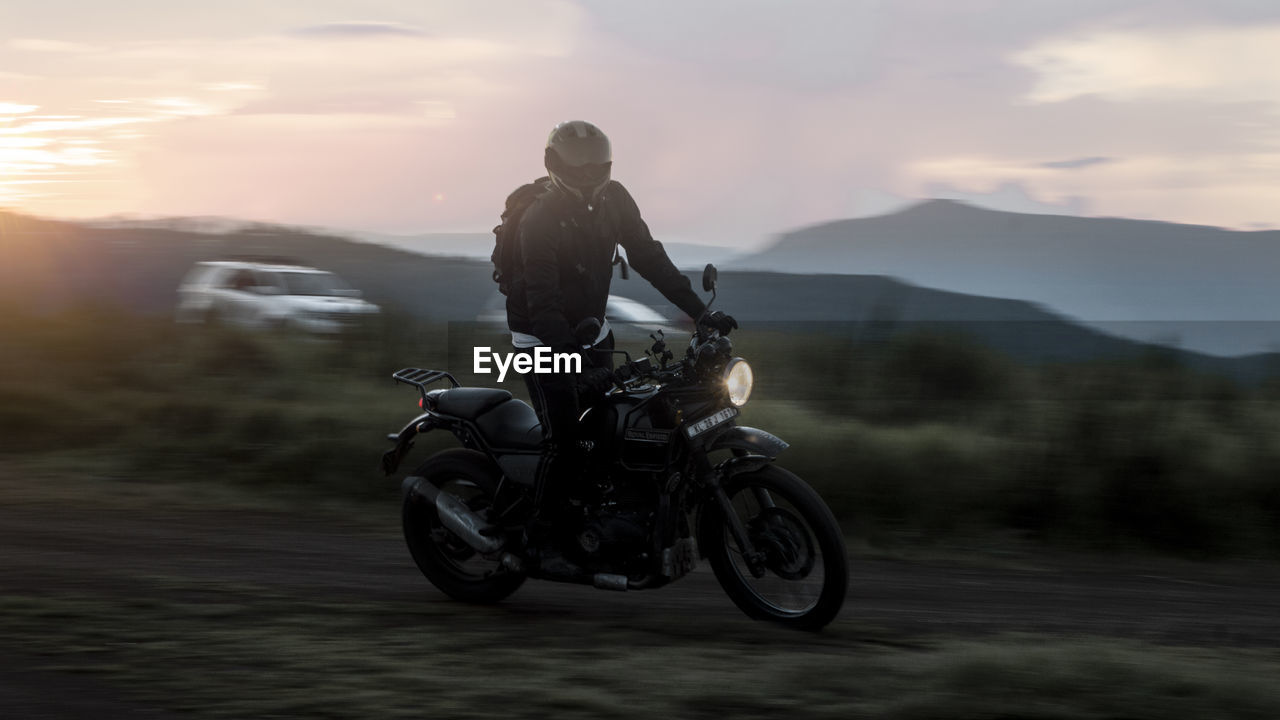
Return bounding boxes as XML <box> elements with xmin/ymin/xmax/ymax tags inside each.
<box><xmin>3</xmin><ymin>476</ymin><xmax>1279</xmax><ymax>718</ymax></box>
<box><xmin>5</xmin><ymin>503</ymin><xmax>1280</xmax><ymax>645</ymax></box>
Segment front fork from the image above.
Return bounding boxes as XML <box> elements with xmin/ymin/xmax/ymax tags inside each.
<box><xmin>702</xmin><ymin>453</ymin><xmax>773</xmax><ymax>578</ymax></box>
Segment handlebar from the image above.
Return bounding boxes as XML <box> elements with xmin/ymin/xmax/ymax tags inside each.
<box><xmin>607</xmin><ymin>326</ymin><xmax>733</xmax><ymax>392</ymax></box>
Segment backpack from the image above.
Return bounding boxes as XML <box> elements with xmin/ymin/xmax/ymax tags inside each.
<box><xmin>491</xmin><ymin>177</ymin><xmax>552</xmax><ymax>296</ymax></box>
<box><xmin>490</xmin><ymin>177</ymin><xmax>631</xmax><ymax>296</ymax></box>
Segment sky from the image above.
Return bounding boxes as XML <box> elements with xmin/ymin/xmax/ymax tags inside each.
<box><xmin>2</xmin><ymin>0</ymin><xmax>1279</xmax><ymax>248</ymax></box>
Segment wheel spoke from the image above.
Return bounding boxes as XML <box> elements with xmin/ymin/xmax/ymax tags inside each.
<box><xmin>403</xmin><ymin>452</ymin><xmax>528</xmax><ymax>605</ymax></box>
<box><xmin>722</xmin><ymin>482</ymin><xmax>825</xmax><ymax>617</ymax></box>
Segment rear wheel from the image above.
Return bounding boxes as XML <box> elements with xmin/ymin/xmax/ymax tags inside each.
<box><xmin>402</xmin><ymin>449</ymin><xmax>525</xmax><ymax>603</ymax></box>
<box><xmin>702</xmin><ymin>464</ymin><xmax>848</xmax><ymax>630</ymax></box>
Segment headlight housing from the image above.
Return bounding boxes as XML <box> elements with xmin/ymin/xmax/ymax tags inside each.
<box><xmin>723</xmin><ymin>358</ymin><xmax>753</xmax><ymax>407</ymax></box>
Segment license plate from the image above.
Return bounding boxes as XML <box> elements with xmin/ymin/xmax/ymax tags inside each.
<box><xmin>685</xmin><ymin>407</ymin><xmax>738</xmax><ymax>438</ymax></box>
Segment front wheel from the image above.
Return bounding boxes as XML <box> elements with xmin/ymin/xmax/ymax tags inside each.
<box><xmin>702</xmin><ymin>464</ymin><xmax>848</xmax><ymax>630</ymax></box>
<box><xmin>402</xmin><ymin>449</ymin><xmax>526</xmax><ymax>603</ymax></box>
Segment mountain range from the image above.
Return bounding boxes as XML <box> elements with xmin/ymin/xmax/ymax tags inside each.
<box><xmin>729</xmin><ymin>200</ymin><xmax>1280</xmax><ymax>356</ymax></box>
<box><xmin>340</xmin><ymin>229</ymin><xmax>738</xmax><ymax>270</ymax></box>
<box><xmin>3</xmin><ymin>209</ymin><xmax>1277</xmax><ymax>382</ymax></box>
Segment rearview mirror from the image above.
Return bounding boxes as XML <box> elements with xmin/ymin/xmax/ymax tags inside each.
<box><xmin>701</xmin><ymin>264</ymin><xmax>718</xmax><ymax>293</ymax></box>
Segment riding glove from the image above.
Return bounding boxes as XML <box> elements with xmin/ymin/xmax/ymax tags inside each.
<box><xmin>701</xmin><ymin>310</ymin><xmax>739</xmax><ymax>335</ymax></box>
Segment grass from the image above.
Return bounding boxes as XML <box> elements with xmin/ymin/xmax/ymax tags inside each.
<box><xmin>3</xmin><ymin>585</ymin><xmax>1279</xmax><ymax>719</ymax></box>
<box><xmin>4</xmin><ymin>307</ymin><xmax>1280</xmax><ymax>557</ymax></box>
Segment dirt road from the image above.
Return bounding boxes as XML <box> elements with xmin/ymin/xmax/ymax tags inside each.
<box><xmin>5</xmin><ymin>501</ymin><xmax>1279</xmax><ymax>644</ymax></box>
<box><xmin>3</xmin><ymin>495</ymin><xmax>1279</xmax><ymax>717</ymax></box>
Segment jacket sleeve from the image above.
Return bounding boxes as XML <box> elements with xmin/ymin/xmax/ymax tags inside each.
<box><xmin>519</xmin><ymin>202</ymin><xmax>578</xmax><ymax>352</ymax></box>
<box><xmin>610</xmin><ymin>183</ymin><xmax>707</xmax><ymax>321</ymax></box>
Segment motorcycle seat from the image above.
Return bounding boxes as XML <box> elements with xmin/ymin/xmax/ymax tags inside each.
<box><xmin>434</xmin><ymin>388</ymin><xmax>513</xmax><ymax>419</ymax></box>
<box><xmin>476</xmin><ymin>399</ymin><xmax>543</xmax><ymax>450</ymax></box>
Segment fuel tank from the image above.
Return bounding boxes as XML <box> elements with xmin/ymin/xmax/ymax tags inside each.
<box><xmin>587</xmin><ymin>384</ymin><xmax>716</xmax><ymax>471</ymax></box>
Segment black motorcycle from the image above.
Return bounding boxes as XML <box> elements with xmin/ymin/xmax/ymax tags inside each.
<box><xmin>380</xmin><ymin>265</ymin><xmax>848</xmax><ymax>630</ymax></box>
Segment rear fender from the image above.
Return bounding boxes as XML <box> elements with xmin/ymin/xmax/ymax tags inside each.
<box><xmin>381</xmin><ymin>412</ymin><xmax>447</xmax><ymax>476</ymax></box>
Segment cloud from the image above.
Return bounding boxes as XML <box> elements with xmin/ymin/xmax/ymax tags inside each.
<box><xmin>923</xmin><ymin>180</ymin><xmax>1089</xmax><ymax>216</ymax></box>
<box><xmin>1013</xmin><ymin>24</ymin><xmax>1280</xmax><ymax>105</ymax></box>
<box><xmin>204</xmin><ymin>82</ymin><xmax>263</xmax><ymax>92</ymax></box>
<box><xmin>5</xmin><ymin>1</ymin><xmax>1279</xmax><ymax>235</ymax></box>
<box><xmin>1040</xmin><ymin>156</ymin><xmax>1114</xmax><ymax>170</ymax></box>
<box><xmin>0</xmin><ymin>103</ymin><xmax>39</xmax><ymax>115</ymax></box>
<box><xmin>10</xmin><ymin>38</ymin><xmax>97</xmax><ymax>53</ymax></box>
<box><xmin>148</xmin><ymin>97</ymin><xmax>218</xmax><ymax>117</ymax></box>
<box><xmin>906</xmin><ymin>151</ymin><xmax>1280</xmax><ymax>228</ymax></box>
<box><xmin>0</xmin><ymin>116</ymin><xmax>154</xmax><ymax>135</ymax></box>
<box><xmin>294</xmin><ymin>21</ymin><xmax>425</xmax><ymax>38</ymax></box>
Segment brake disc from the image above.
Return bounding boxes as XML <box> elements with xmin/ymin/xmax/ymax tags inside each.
<box><xmin>749</xmin><ymin>506</ymin><xmax>816</xmax><ymax>580</ymax></box>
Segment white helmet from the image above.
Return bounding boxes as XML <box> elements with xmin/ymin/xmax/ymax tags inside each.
<box><xmin>544</xmin><ymin>120</ymin><xmax>612</xmax><ymax>204</ymax></box>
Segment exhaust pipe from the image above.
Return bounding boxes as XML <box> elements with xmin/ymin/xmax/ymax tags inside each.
<box><xmin>406</xmin><ymin>477</ymin><xmax>504</xmax><ymax>554</ymax></box>
<box><xmin>592</xmin><ymin>573</ymin><xmax>628</xmax><ymax>591</ymax></box>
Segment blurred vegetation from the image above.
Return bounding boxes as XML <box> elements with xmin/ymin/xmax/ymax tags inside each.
<box><xmin>0</xmin><ymin>303</ymin><xmax>437</xmax><ymax>501</ymax></box>
<box><xmin>3</xmin><ymin>306</ymin><xmax>1280</xmax><ymax>557</ymax></box>
<box><xmin>733</xmin><ymin>329</ymin><xmax>1280</xmax><ymax>557</ymax></box>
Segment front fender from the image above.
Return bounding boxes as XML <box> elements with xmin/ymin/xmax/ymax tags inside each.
<box><xmin>708</xmin><ymin>426</ymin><xmax>789</xmax><ymax>458</ymax></box>
<box><xmin>695</xmin><ymin>427</ymin><xmax>788</xmax><ymax>558</ymax></box>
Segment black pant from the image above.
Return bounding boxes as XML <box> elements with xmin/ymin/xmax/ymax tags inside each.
<box><xmin>520</xmin><ymin>333</ymin><xmax>614</xmax><ymax>513</ymax></box>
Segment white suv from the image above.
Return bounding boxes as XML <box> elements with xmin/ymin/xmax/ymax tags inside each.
<box><xmin>176</xmin><ymin>261</ymin><xmax>379</xmax><ymax>332</ymax></box>
<box><xmin>476</xmin><ymin>294</ymin><xmax>685</xmax><ymax>343</ymax></box>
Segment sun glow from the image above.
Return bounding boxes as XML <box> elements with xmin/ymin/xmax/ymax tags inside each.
<box><xmin>0</xmin><ymin>20</ymin><xmax>492</xmax><ymax>218</ymax></box>
<box><xmin>0</xmin><ymin>104</ymin><xmax>155</xmax><ymax>207</ymax></box>
<box><xmin>0</xmin><ymin>103</ymin><xmax>40</xmax><ymax>115</ymax></box>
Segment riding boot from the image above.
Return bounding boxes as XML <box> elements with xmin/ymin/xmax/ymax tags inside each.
<box><xmin>524</xmin><ymin>441</ymin><xmax>585</xmax><ymax>570</ymax></box>
<box><xmin>523</xmin><ymin>509</ymin><xmax>582</xmax><ymax>575</ymax></box>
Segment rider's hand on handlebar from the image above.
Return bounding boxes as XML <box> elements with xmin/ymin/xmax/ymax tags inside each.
<box><xmin>700</xmin><ymin>310</ymin><xmax>738</xmax><ymax>335</ymax></box>
<box><xmin>578</xmin><ymin>367</ymin><xmax>615</xmax><ymax>397</ymax></box>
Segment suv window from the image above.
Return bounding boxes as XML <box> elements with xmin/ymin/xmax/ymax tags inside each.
<box><xmin>280</xmin><ymin>271</ymin><xmax>345</xmax><ymax>296</ymax></box>
<box><xmin>254</xmin><ymin>271</ymin><xmax>285</xmax><ymax>293</ymax></box>
<box><xmin>225</xmin><ymin>269</ymin><xmax>256</xmax><ymax>291</ymax></box>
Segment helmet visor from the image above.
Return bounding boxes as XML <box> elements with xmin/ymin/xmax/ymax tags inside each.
<box><xmin>558</xmin><ymin>161</ymin><xmax>612</xmax><ymax>190</ymax></box>
<box><xmin>550</xmin><ymin>130</ymin><xmax>611</xmax><ymax>167</ymax></box>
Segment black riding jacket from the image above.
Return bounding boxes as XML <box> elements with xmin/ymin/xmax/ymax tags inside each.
<box><xmin>505</xmin><ymin>180</ymin><xmax>706</xmax><ymax>353</ymax></box>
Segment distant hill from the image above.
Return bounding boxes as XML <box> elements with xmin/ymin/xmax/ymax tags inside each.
<box><xmin>728</xmin><ymin>200</ymin><xmax>1280</xmax><ymax>356</ymax></box>
<box><xmin>0</xmin><ymin>212</ymin><xmax>497</xmax><ymax>323</ymax></box>
<box><xmin>343</xmin><ymin>230</ymin><xmax>494</xmax><ymax>260</ymax></box>
<box><xmin>650</xmin><ymin>242</ymin><xmax>744</xmax><ymax>271</ymax></box>
<box><xmin>609</xmin><ymin>270</ymin><xmax>1280</xmax><ymax>382</ymax></box>
<box><xmin>347</xmin><ymin>230</ymin><xmax>740</xmax><ymax>270</ymax></box>
<box><xmin>2</xmin><ymin>210</ymin><xmax>1275</xmax><ymax>381</ymax></box>
<box><xmin>79</xmin><ymin>217</ymin><xmax>740</xmax><ymax>269</ymax></box>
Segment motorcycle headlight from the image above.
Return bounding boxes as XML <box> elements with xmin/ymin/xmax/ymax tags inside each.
<box><xmin>723</xmin><ymin>358</ymin><xmax>753</xmax><ymax>407</ymax></box>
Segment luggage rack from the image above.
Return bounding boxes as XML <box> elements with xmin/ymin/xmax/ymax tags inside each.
<box><xmin>392</xmin><ymin>368</ymin><xmax>460</xmax><ymax>402</ymax></box>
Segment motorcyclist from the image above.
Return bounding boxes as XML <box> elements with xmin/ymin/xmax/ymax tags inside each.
<box><xmin>506</xmin><ymin>120</ymin><xmax>737</xmax><ymax>563</ymax></box>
